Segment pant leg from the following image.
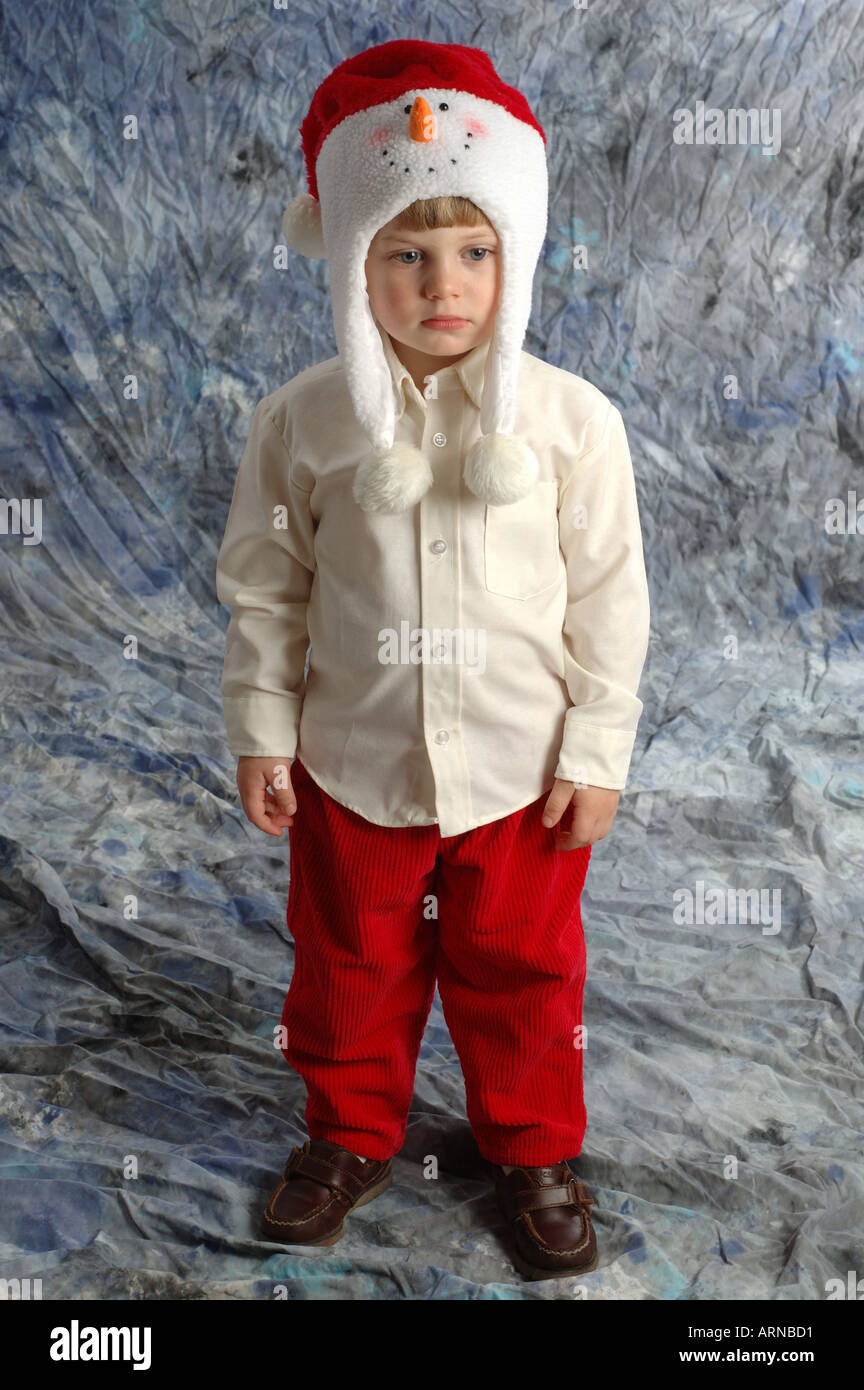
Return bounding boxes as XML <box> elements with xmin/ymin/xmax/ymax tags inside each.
<box><xmin>279</xmin><ymin>758</ymin><xmax>440</xmax><ymax>1160</ymax></box>
<box><xmin>433</xmin><ymin>790</ymin><xmax>593</xmax><ymax>1166</ymax></box>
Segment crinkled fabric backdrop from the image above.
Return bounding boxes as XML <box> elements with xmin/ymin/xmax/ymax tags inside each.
<box><xmin>1</xmin><ymin>0</ymin><xmax>862</xmax><ymax>1300</ymax></box>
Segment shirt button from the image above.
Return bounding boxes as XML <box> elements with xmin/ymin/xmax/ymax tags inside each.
<box><xmin>432</xmin><ymin>432</ymin><xmax>447</xmax><ymax>447</ymax></box>
<box><xmin>434</xmin><ymin>730</ymin><xmax>449</xmax><ymax>745</ymax></box>
<box><xmin>430</xmin><ymin>538</ymin><xmax>447</xmax><ymax>554</ymax></box>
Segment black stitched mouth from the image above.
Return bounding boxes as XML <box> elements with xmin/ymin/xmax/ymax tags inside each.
<box><xmin>381</xmin><ymin>147</ymin><xmax>468</xmax><ymax>173</ymax></box>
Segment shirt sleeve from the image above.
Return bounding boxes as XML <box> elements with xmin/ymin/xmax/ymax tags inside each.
<box><xmin>215</xmin><ymin>400</ymin><xmax>316</xmax><ymax>758</ymax></box>
<box><xmin>554</xmin><ymin>401</ymin><xmax>651</xmax><ymax>790</ymax></box>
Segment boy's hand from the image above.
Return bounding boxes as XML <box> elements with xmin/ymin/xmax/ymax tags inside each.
<box><xmin>541</xmin><ymin>779</ymin><xmax>620</xmax><ymax>850</ymax></box>
<box><xmin>236</xmin><ymin>756</ymin><xmax>297</xmax><ymax>837</ymax></box>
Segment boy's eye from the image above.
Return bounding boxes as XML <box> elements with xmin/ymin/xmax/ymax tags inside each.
<box><xmin>392</xmin><ymin>248</ymin><xmax>493</xmax><ymax>265</ymax></box>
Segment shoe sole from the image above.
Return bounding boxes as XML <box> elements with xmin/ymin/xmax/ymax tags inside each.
<box><xmin>261</xmin><ymin>1165</ymin><xmax>393</xmax><ymax>1247</ymax></box>
<box><xmin>509</xmin><ymin>1241</ymin><xmax>599</xmax><ymax>1281</ymax></box>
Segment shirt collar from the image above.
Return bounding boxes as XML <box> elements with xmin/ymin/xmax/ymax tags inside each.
<box><xmin>374</xmin><ymin>319</ymin><xmax>490</xmax><ymax>419</ymax></box>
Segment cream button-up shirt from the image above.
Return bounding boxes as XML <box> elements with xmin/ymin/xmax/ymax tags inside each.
<box><xmin>215</xmin><ymin>324</ymin><xmax>651</xmax><ymax>837</ymax></box>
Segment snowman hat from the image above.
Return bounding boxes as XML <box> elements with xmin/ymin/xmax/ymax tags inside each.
<box><xmin>281</xmin><ymin>39</ymin><xmax>549</xmax><ymax>514</ymax></box>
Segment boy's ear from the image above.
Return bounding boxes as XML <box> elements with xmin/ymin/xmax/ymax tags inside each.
<box><xmin>282</xmin><ymin>193</ymin><xmax>326</xmax><ymax>258</ymax></box>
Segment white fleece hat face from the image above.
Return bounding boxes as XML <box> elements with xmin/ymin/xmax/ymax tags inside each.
<box><xmin>282</xmin><ymin>41</ymin><xmax>549</xmax><ymax>514</ymax></box>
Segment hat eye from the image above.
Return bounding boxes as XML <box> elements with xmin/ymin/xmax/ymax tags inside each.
<box><xmin>403</xmin><ymin>104</ymin><xmax>412</xmax><ymax>114</ymax></box>
<box><xmin>439</xmin><ymin>102</ymin><xmax>448</xmax><ymax>110</ymax></box>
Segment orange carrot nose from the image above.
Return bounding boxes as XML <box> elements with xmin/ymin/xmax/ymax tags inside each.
<box><xmin>409</xmin><ymin>96</ymin><xmax>436</xmax><ymax>143</ymax></box>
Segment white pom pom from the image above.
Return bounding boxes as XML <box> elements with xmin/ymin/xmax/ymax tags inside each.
<box><xmin>281</xmin><ymin>193</ymin><xmax>325</xmax><ymax>258</ymax></box>
<box><xmin>352</xmin><ymin>443</ymin><xmax>434</xmax><ymax>514</ymax></box>
<box><xmin>464</xmin><ymin>433</ymin><xmax>540</xmax><ymax>505</ymax></box>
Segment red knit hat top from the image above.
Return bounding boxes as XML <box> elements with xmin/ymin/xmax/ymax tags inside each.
<box><xmin>299</xmin><ymin>39</ymin><xmax>547</xmax><ymax>201</ymax></box>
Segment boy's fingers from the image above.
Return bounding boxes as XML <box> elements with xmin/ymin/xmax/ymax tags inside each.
<box><xmin>541</xmin><ymin>792</ymin><xmax>570</xmax><ymax>827</ymax></box>
<box><xmin>264</xmin><ymin>788</ymin><xmax>295</xmax><ymax>826</ymax></box>
<box><xmin>240</xmin><ymin>775</ymin><xmax>290</xmax><ymax>836</ymax></box>
<box><xmin>270</xmin><ymin>785</ymin><xmax>296</xmax><ymax>816</ymax></box>
<box><xmin>243</xmin><ymin>795</ymin><xmax>284</xmax><ymax>835</ymax></box>
<box><xmin>555</xmin><ymin>823</ymin><xmax>595</xmax><ymax>851</ymax></box>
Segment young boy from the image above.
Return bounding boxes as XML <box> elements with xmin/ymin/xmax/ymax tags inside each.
<box><xmin>215</xmin><ymin>39</ymin><xmax>650</xmax><ymax>1282</ymax></box>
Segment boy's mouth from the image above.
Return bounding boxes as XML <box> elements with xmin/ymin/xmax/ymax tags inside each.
<box><xmin>421</xmin><ymin>316</ymin><xmax>470</xmax><ymax>330</ymax></box>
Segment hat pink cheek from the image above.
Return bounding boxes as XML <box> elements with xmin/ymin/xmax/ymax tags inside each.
<box><xmin>370</xmin><ymin>126</ymin><xmax>393</xmax><ymax>147</ymax></box>
<box><xmin>466</xmin><ymin>118</ymin><xmax>487</xmax><ymax>137</ymax></box>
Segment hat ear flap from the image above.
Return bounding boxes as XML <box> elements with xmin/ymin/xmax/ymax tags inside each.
<box><xmin>282</xmin><ymin>192</ymin><xmax>326</xmax><ymax>258</ymax></box>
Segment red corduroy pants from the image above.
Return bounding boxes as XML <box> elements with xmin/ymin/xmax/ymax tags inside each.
<box><xmin>279</xmin><ymin>756</ymin><xmax>593</xmax><ymax>1165</ymax></box>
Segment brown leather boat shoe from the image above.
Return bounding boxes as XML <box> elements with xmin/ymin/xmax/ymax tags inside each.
<box><xmin>493</xmin><ymin>1162</ymin><xmax>598</xmax><ymax>1280</ymax></box>
<box><xmin>261</xmin><ymin>1138</ymin><xmax>393</xmax><ymax>1246</ymax></box>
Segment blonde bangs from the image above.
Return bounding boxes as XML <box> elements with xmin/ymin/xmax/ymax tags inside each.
<box><xmin>388</xmin><ymin>196</ymin><xmax>492</xmax><ymax>232</ymax></box>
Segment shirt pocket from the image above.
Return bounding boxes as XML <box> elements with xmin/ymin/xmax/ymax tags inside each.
<box><xmin>483</xmin><ymin>479</ymin><xmax>561</xmax><ymax>599</ymax></box>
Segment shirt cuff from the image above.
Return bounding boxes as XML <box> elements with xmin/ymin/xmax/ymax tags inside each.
<box><xmin>554</xmin><ymin>717</ymin><xmax>638</xmax><ymax>790</ymax></box>
<box><xmin>223</xmin><ymin>693</ymin><xmax>302</xmax><ymax>758</ymax></box>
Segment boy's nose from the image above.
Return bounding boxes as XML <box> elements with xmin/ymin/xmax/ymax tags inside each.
<box><xmin>409</xmin><ymin>96</ymin><xmax>436</xmax><ymax>143</ymax></box>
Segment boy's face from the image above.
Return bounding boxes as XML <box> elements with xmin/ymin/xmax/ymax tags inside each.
<box><xmin>364</xmin><ymin>214</ymin><xmax>500</xmax><ymax>380</ymax></box>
